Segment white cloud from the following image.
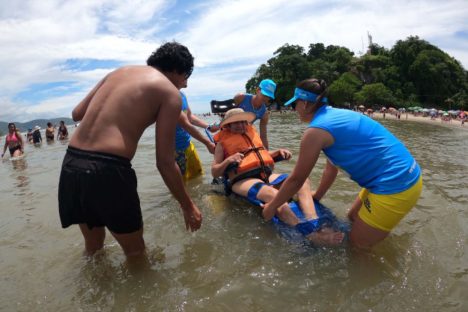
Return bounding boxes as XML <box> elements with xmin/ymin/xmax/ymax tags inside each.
<box><xmin>0</xmin><ymin>0</ymin><xmax>467</xmax><ymax>120</ymax></box>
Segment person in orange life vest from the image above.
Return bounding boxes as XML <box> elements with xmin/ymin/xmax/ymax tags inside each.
<box><xmin>2</xmin><ymin>123</ymin><xmax>24</xmax><ymax>158</ymax></box>
<box><xmin>211</xmin><ymin>108</ymin><xmax>344</xmax><ymax>246</ymax></box>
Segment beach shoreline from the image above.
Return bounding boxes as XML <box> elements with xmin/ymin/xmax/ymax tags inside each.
<box><xmin>371</xmin><ymin>112</ymin><xmax>467</xmax><ymax>131</ymax></box>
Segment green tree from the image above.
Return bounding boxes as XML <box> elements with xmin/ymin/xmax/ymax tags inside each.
<box><xmin>390</xmin><ymin>36</ymin><xmax>437</xmax><ymax>81</ymax></box>
<box><xmin>452</xmin><ymin>90</ymin><xmax>468</xmax><ymax>111</ymax></box>
<box><xmin>409</xmin><ymin>49</ymin><xmax>466</xmax><ymax>105</ymax></box>
<box><xmin>259</xmin><ymin>44</ymin><xmax>310</xmax><ymax>104</ymax></box>
<box><xmin>328</xmin><ymin>72</ymin><xmax>362</xmax><ymax>106</ymax></box>
<box><xmin>354</xmin><ymin>83</ymin><xmax>395</xmax><ymax>106</ymax></box>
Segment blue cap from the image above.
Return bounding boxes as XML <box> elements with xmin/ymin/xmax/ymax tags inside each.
<box><xmin>284</xmin><ymin>87</ymin><xmax>328</xmax><ymax>106</ymax></box>
<box><xmin>259</xmin><ymin>79</ymin><xmax>276</xmax><ymax>99</ymax></box>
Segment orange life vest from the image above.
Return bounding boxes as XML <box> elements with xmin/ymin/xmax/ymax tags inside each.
<box><xmin>214</xmin><ymin>125</ymin><xmax>274</xmax><ymax>174</ymax></box>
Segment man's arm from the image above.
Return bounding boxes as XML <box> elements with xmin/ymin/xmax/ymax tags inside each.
<box><xmin>156</xmin><ymin>92</ymin><xmax>202</xmax><ymax>231</ymax></box>
<box><xmin>259</xmin><ymin>112</ymin><xmax>270</xmax><ymax>150</ymax></box>
<box><xmin>72</xmin><ymin>75</ymin><xmax>108</xmax><ymax>122</ymax></box>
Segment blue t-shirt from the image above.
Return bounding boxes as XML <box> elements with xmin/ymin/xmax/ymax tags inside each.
<box><xmin>238</xmin><ymin>94</ymin><xmax>266</xmax><ymax>122</ymax></box>
<box><xmin>309</xmin><ymin>105</ymin><xmax>420</xmax><ymax>194</ymax></box>
<box><xmin>175</xmin><ymin>92</ymin><xmax>191</xmax><ymax>151</ymax></box>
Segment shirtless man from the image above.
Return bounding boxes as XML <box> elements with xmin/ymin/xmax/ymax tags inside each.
<box><xmin>58</xmin><ymin>42</ymin><xmax>202</xmax><ymax>258</ymax></box>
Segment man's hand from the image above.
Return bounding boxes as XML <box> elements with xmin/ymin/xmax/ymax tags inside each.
<box><xmin>182</xmin><ymin>204</ymin><xmax>202</xmax><ymax>232</ymax></box>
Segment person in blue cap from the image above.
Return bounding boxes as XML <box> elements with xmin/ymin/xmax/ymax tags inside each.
<box><xmin>263</xmin><ymin>78</ymin><xmax>423</xmax><ymax>249</ymax></box>
<box><xmin>233</xmin><ymin>79</ymin><xmax>276</xmax><ymax>150</ymax></box>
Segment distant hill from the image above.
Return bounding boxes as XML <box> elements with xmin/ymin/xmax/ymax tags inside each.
<box><xmin>0</xmin><ymin>117</ymin><xmax>75</xmax><ymax>135</ymax></box>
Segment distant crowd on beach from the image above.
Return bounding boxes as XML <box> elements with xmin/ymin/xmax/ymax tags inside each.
<box><xmin>1</xmin><ymin>121</ymin><xmax>70</xmax><ymax>158</ymax></box>
<box><xmin>352</xmin><ymin>105</ymin><xmax>467</xmax><ymax>127</ymax></box>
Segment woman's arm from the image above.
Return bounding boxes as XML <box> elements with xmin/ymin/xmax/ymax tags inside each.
<box><xmin>262</xmin><ymin>128</ymin><xmax>332</xmax><ymax>220</ymax></box>
<box><xmin>313</xmin><ymin>159</ymin><xmax>338</xmax><ymax>200</ymax></box>
<box><xmin>1</xmin><ymin>140</ymin><xmax>7</xmax><ymax>157</ymax></box>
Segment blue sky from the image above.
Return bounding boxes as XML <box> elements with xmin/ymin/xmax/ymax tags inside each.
<box><xmin>1</xmin><ymin>0</ymin><xmax>467</xmax><ymax>122</ymax></box>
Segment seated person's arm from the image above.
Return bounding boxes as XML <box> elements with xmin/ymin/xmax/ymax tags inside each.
<box><xmin>269</xmin><ymin>148</ymin><xmax>292</xmax><ymax>161</ymax></box>
<box><xmin>211</xmin><ymin>144</ymin><xmax>243</xmax><ymax>178</ymax></box>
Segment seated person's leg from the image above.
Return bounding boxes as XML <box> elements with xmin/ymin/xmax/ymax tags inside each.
<box><xmin>295</xmin><ymin>177</ymin><xmax>317</xmax><ymax>220</ymax></box>
<box><xmin>231</xmin><ymin>177</ymin><xmax>299</xmax><ymax>226</ymax></box>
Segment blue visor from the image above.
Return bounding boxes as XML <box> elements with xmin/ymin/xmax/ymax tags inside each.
<box><xmin>284</xmin><ymin>88</ymin><xmax>328</xmax><ymax>106</ymax></box>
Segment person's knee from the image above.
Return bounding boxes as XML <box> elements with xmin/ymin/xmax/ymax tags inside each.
<box><xmin>276</xmin><ymin>203</ymin><xmax>293</xmax><ymax>220</ymax></box>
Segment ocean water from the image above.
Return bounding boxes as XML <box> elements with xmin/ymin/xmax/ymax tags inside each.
<box><xmin>0</xmin><ymin>114</ymin><xmax>467</xmax><ymax>311</ymax></box>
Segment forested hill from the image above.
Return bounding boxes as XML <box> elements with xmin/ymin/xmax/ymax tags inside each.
<box><xmin>0</xmin><ymin>117</ymin><xmax>74</xmax><ymax>135</ymax></box>
<box><xmin>246</xmin><ymin>36</ymin><xmax>467</xmax><ymax>110</ymax></box>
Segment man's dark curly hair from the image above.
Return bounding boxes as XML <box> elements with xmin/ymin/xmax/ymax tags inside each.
<box><xmin>147</xmin><ymin>42</ymin><xmax>194</xmax><ymax>77</ymax></box>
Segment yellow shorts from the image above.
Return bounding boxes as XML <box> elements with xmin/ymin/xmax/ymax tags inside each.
<box><xmin>357</xmin><ymin>175</ymin><xmax>423</xmax><ymax>232</ymax></box>
<box><xmin>175</xmin><ymin>141</ymin><xmax>203</xmax><ymax>181</ymax></box>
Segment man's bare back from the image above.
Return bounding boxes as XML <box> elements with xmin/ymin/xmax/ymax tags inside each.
<box><xmin>70</xmin><ymin>65</ymin><xmax>183</xmax><ymax>160</ymax></box>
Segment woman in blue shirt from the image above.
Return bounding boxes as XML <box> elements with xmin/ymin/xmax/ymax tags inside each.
<box><xmin>263</xmin><ymin>78</ymin><xmax>422</xmax><ymax>248</ymax></box>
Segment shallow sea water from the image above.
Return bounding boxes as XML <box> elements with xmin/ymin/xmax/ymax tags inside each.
<box><xmin>0</xmin><ymin>114</ymin><xmax>467</xmax><ymax>311</ymax></box>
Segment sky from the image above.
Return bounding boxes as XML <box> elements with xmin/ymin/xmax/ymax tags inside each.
<box><xmin>1</xmin><ymin>0</ymin><xmax>467</xmax><ymax>122</ymax></box>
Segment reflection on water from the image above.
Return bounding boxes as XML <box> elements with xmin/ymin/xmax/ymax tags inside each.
<box><xmin>0</xmin><ymin>115</ymin><xmax>467</xmax><ymax>311</ymax></box>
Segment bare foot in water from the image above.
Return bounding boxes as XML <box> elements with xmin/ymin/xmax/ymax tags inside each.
<box><xmin>306</xmin><ymin>227</ymin><xmax>345</xmax><ymax>246</ymax></box>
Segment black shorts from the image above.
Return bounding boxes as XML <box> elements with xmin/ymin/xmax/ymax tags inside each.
<box><xmin>9</xmin><ymin>145</ymin><xmax>22</xmax><ymax>156</ymax></box>
<box><xmin>58</xmin><ymin>146</ymin><xmax>142</xmax><ymax>234</ymax></box>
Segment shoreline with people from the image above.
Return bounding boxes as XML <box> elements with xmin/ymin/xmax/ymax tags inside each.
<box><xmin>370</xmin><ymin>111</ymin><xmax>467</xmax><ymax>131</ymax></box>
<box><xmin>269</xmin><ymin>108</ymin><xmax>468</xmax><ymax>132</ymax></box>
